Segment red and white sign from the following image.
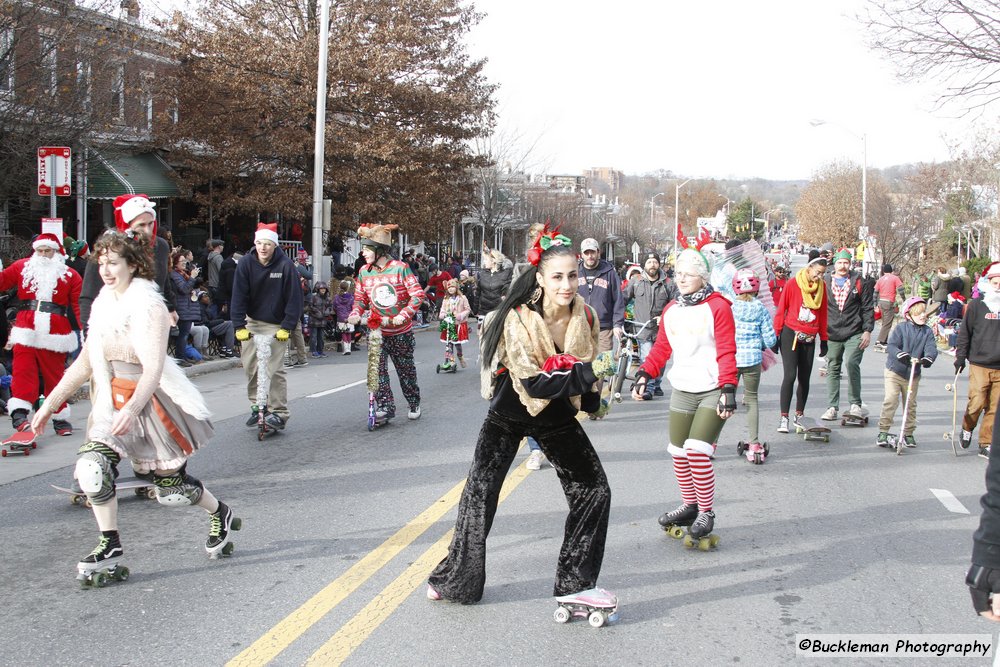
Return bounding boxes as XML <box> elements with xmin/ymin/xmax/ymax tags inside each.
<box><xmin>37</xmin><ymin>146</ymin><xmax>72</xmax><ymax>197</ymax></box>
<box><xmin>41</xmin><ymin>218</ymin><xmax>64</xmax><ymax>239</ymax></box>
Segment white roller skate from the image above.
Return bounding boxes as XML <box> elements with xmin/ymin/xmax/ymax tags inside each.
<box><xmin>77</xmin><ymin>534</ymin><xmax>129</xmax><ymax>588</ymax></box>
<box><xmin>554</xmin><ymin>587</ymin><xmax>619</xmax><ymax>627</ymax></box>
<box><xmin>737</xmin><ymin>441</ymin><xmax>769</xmax><ymax>465</ymax></box>
<box><xmin>206</xmin><ymin>502</ymin><xmax>242</xmax><ymax>559</ymax></box>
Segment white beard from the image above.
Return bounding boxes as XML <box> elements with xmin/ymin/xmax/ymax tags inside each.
<box><xmin>22</xmin><ymin>254</ymin><xmax>68</xmax><ymax>301</ymax></box>
<box><xmin>984</xmin><ymin>288</ymin><xmax>1000</xmax><ymax>314</ymax></box>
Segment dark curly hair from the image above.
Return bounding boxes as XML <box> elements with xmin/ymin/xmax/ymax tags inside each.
<box><xmin>91</xmin><ymin>231</ymin><xmax>156</xmax><ymax>280</ymax></box>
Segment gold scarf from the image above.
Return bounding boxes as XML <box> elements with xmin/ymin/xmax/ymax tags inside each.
<box><xmin>795</xmin><ymin>268</ymin><xmax>824</xmax><ymax>310</ymax></box>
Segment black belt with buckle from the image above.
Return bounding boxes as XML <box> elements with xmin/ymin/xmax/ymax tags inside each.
<box><xmin>18</xmin><ymin>300</ymin><xmax>67</xmax><ymax>317</ymax></box>
<box><xmin>795</xmin><ymin>332</ymin><xmax>816</xmax><ymax>344</ymax></box>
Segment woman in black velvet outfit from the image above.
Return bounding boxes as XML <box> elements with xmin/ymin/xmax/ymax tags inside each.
<box><xmin>426</xmin><ymin>229</ymin><xmax>618</xmax><ymax>614</ymax></box>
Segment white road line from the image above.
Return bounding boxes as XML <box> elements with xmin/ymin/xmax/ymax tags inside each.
<box><xmin>930</xmin><ymin>488</ymin><xmax>970</xmax><ymax>515</ymax></box>
<box><xmin>307</xmin><ymin>379</ymin><xmax>367</xmax><ymax>398</ymax></box>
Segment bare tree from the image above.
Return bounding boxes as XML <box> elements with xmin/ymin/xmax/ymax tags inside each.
<box><xmin>864</xmin><ymin>0</ymin><xmax>1000</xmax><ymax>113</ymax></box>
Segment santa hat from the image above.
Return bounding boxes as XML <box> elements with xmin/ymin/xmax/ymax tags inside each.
<box><xmin>949</xmin><ymin>291</ymin><xmax>965</xmax><ymax>302</ymax></box>
<box><xmin>985</xmin><ymin>262</ymin><xmax>1000</xmax><ymax>280</ymax></box>
<box><xmin>254</xmin><ymin>222</ymin><xmax>279</xmax><ymax>246</ymax></box>
<box><xmin>113</xmin><ymin>194</ymin><xmax>156</xmax><ymax>231</ymax></box>
<box><xmin>32</xmin><ymin>233</ymin><xmax>65</xmax><ymax>254</ymax></box>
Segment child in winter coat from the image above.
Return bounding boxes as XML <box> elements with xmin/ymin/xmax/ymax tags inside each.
<box><xmin>332</xmin><ymin>280</ymin><xmax>355</xmax><ymax>355</ymax></box>
<box><xmin>877</xmin><ymin>297</ymin><xmax>938</xmax><ymax>449</ymax></box>
<box><xmin>437</xmin><ymin>278</ymin><xmax>471</xmax><ymax>372</ymax></box>
<box><xmin>731</xmin><ymin>269</ymin><xmax>778</xmax><ymax>463</ymax></box>
<box><xmin>307</xmin><ymin>283</ymin><xmax>335</xmax><ymax>357</ymax></box>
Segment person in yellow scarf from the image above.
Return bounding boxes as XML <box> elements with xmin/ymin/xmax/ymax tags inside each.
<box><xmin>773</xmin><ymin>251</ymin><xmax>830</xmax><ymax>433</ymax></box>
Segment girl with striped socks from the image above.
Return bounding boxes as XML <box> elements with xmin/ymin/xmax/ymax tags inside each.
<box><xmin>633</xmin><ymin>247</ymin><xmax>738</xmax><ymax>548</ymax></box>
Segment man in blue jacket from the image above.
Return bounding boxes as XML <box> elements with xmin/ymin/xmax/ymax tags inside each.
<box><xmin>231</xmin><ymin>223</ymin><xmax>304</xmax><ymax>430</ymax></box>
<box><xmin>578</xmin><ymin>238</ymin><xmax>625</xmax><ymax>398</ymax></box>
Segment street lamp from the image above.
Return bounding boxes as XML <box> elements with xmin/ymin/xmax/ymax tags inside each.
<box><xmin>674</xmin><ymin>178</ymin><xmax>691</xmax><ymax>257</ymax></box>
<box><xmin>717</xmin><ymin>193</ymin><xmax>731</xmax><ymax>216</ymax></box>
<box><xmin>810</xmin><ymin>118</ymin><xmax>868</xmax><ymax>248</ymax></box>
<box><xmin>650</xmin><ymin>192</ymin><xmax>665</xmax><ymax>228</ymax></box>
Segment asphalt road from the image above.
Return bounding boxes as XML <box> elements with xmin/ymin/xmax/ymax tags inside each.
<box><xmin>0</xmin><ymin>291</ymin><xmax>997</xmax><ymax>666</ymax></box>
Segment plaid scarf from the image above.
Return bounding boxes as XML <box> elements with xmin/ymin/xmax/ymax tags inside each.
<box><xmin>831</xmin><ymin>276</ymin><xmax>850</xmax><ymax>312</ymax></box>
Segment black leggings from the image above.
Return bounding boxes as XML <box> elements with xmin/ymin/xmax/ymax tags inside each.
<box><xmin>779</xmin><ymin>327</ymin><xmax>816</xmax><ymax>415</ymax></box>
<box><xmin>428</xmin><ymin>411</ymin><xmax>611</xmax><ymax>603</ymax></box>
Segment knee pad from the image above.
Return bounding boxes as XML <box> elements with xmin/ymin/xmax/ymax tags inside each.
<box><xmin>153</xmin><ymin>465</ymin><xmax>204</xmax><ymax>507</ymax></box>
<box><xmin>74</xmin><ymin>442</ymin><xmax>120</xmax><ymax>506</ymax></box>
<box><xmin>683</xmin><ymin>439</ymin><xmax>715</xmax><ymax>457</ymax></box>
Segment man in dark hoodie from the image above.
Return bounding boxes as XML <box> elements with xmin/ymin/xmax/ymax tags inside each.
<box><xmin>78</xmin><ymin>194</ymin><xmax>177</xmax><ymax>331</ymax></box>
<box><xmin>821</xmin><ymin>248</ymin><xmax>875</xmax><ymax>422</ymax></box>
<box><xmin>578</xmin><ymin>237</ymin><xmax>625</xmax><ymax>354</ymax></box>
<box><xmin>955</xmin><ymin>261</ymin><xmax>1000</xmax><ymax>457</ymax></box>
<box><xmin>231</xmin><ymin>223</ymin><xmax>304</xmax><ymax>431</ymax></box>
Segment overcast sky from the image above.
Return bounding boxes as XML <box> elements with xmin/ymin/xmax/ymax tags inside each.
<box><xmin>466</xmin><ymin>0</ymin><xmax>983</xmax><ymax>180</ymax></box>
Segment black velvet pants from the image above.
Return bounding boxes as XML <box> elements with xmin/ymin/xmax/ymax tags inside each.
<box><xmin>428</xmin><ymin>410</ymin><xmax>611</xmax><ymax>603</ymax></box>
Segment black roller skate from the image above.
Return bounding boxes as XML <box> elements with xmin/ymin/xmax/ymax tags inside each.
<box><xmin>77</xmin><ymin>533</ymin><xmax>129</xmax><ymax>588</ymax></box>
<box><xmin>684</xmin><ymin>510</ymin><xmax>720</xmax><ymax>551</ymax></box>
<box><xmin>658</xmin><ymin>503</ymin><xmax>698</xmax><ymax>539</ymax></box>
<box><xmin>206</xmin><ymin>502</ymin><xmax>242</xmax><ymax>559</ymax></box>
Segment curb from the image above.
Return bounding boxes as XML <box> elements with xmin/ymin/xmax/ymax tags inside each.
<box><xmin>182</xmin><ymin>357</ymin><xmax>243</xmax><ymax>378</ymax></box>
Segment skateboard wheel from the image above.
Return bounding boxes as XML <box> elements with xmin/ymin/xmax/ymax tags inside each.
<box><xmin>145</xmin><ymin>488</ymin><xmax>157</xmax><ymax>500</ymax></box>
<box><xmin>1</xmin><ymin>449</ymin><xmax>6</xmax><ymax>457</ymax></box>
<box><xmin>588</xmin><ymin>611</ymin><xmax>607</xmax><ymax>628</ymax></box>
<box><xmin>84</xmin><ymin>498</ymin><xmax>92</xmax><ymax>508</ymax></box>
<box><xmin>554</xmin><ymin>606</ymin><xmax>571</xmax><ymax>624</ymax></box>
<box><xmin>31</xmin><ymin>442</ymin><xmax>36</xmax><ymax>449</ymax></box>
<box><xmin>70</xmin><ymin>495</ymin><xmax>81</xmax><ymax>506</ymax></box>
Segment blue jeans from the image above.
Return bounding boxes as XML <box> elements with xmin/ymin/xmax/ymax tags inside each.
<box><xmin>639</xmin><ymin>339</ymin><xmax>662</xmax><ymax>393</ymax></box>
<box><xmin>527</xmin><ymin>436</ymin><xmax>541</xmax><ymax>452</ymax></box>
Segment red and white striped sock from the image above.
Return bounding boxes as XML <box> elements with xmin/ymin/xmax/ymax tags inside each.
<box><xmin>686</xmin><ymin>450</ymin><xmax>715</xmax><ymax>512</ymax></box>
<box><xmin>671</xmin><ymin>454</ymin><xmax>697</xmax><ymax>505</ymax></box>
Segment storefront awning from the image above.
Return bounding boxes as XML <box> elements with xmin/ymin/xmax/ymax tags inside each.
<box><xmin>87</xmin><ymin>151</ymin><xmax>181</xmax><ymax>199</ymax></box>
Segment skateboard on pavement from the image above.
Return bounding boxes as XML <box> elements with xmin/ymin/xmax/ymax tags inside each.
<box><xmin>840</xmin><ymin>414</ymin><xmax>869</xmax><ymax>427</ymax></box>
<box><xmin>795</xmin><ymin>418</ymin><xmax>831</xmax><ymax>442</ymax></box>
<box><xmin>51</xmin><ymin>477</ymin><xmax>157</xmax><ymax>507</ymax></box>
<box><xmin>1</xmin><ymin>430</ymin><xmax>37</xmax><ymax>457</ymax></box>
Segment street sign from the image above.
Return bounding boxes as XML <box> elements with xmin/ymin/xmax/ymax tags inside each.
<box><xmin>41</xmin><ymin>218</ymin><xmax>63</xmax><ymax>238</ymax></box>
<box><xmin>37</xmin><ymin>146</ymin><xmax>72</xmax><ymax>197</ymax></box>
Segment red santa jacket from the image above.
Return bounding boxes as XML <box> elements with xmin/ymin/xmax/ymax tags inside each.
<box><xmin>0</xmin><ymin>257</ymin><xmax>82</xmax><ymax>353</ymax></box>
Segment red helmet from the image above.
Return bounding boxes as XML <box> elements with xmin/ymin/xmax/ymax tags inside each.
<box><xmin>732</xmin><ymin>268</ymin><xmax>760</xmax><ymax>295</ymax></box>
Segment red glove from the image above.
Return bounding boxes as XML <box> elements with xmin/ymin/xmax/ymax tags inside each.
<box><xmin>542</xmin><ymin>353</ymin><xmax>580</xmax><ymax>372</ymax></box>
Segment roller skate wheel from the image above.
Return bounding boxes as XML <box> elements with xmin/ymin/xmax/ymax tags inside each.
<box><xmin>115</xmin><ymin>566</ymin><xmax>130</xmax><ymax>582</ymax></box>
<box><xmin>92</xmin><ymin>571</ymin><xmax>108</xmax><ymax>588</ymax></box>
<box><xmin>667</xmin><ymin>526</ymin><xmax>685</xmax><ymax>539</ymax></box>
<box><xmin>683</xmin><ymin>534</ymin><xmax>694</xmax><ymax>548</ymax></box>
<box><xmin>588</xmin><ymin>611</ymin><xmax>607</xmax><ymax>628</ymax></box>
<box><xmin>145</xmin><ymin>488</ymin><xmax>157</xmax><ymax>500</ymax></box>
<box><xmin>222</xmin><ymin>542</ymin><xmax>235</xmax><ymax>556</ymax></box>
<box><xmin>231</xmin><ymin>517</ymin><xmax>243</xmax><ymax>531</ymax></box>
<box><xmin>554</xmin><ymin>606</ymin><xmax>571</xmax><ymax>623</ymax></box>
<box><xmin>736</xmin><ymin>442</ymin><xmax>745</xmax><ymax>456</ymax></box>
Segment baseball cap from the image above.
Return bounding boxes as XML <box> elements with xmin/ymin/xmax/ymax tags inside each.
<box><xmin>581</xmin><ymin>238</ymin><xmax>600</xmax><ymax>253</ymax></box>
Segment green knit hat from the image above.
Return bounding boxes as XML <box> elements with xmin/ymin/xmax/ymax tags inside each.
<box><xmin>834</xmin><ymin>248</ymin><xmax>853</xmax><ymax>262</ymax></box>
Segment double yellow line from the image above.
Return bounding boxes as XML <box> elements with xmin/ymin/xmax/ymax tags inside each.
<box><xmin>228</xmin><ymin>452</ymin><xmax>532</xmax><ymax>667</ymax></box>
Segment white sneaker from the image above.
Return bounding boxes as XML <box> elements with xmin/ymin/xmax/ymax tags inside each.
<box><xmin>408</xmin><ymin>406</ymin><xmax>421</xmax><ymax>420</ymax></box>
<box><xmin>526</xmin><ymin>450</ymin><xmax>544</xmax><ymax>470</ymax></box>
<box><xmin>847</xmin><ymin>404</ymin><xmax>866</xmax><ymax>418</ymax></box>
<box><xmin>820</xmin><ymin>407</ymin><xmax>838</xmax><ymax>421</ymax></box>
<box><xmin>777</xmin><ymin>416</ymin><xmax>789</xmax><ymax>433</ymax></box>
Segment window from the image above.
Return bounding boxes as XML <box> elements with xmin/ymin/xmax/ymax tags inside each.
<box><xmin>0</xmin><ymin>28</ymin><xmax>12</xmax><ymax>93</ymax></box>
<box><xmin>111</xmin><ymin>63</ymin><xmax>124</xmax><ymax>121</ymax></box>
<box><xmin>140</xmin><ymin>71</ymin><xmax>153</xmax><ymax>131</ymax></box>
<box><xmin>76</xmin><ymin>59</ymin><xmax>91</xmax><ymax>113</ymax></box>
<box><xmin>39</xmin><ymin>31</ymin><xmax>56</xmax><ymax>96</ymax></box>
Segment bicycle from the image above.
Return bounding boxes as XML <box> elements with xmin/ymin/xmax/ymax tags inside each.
<box><xmin>608</xmin><ymin>319</ymin><xmax>657</xmax><ymax>403</ymax></box>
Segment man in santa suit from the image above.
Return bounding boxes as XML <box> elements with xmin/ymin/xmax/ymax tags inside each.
<box><xmin>0</xmin><ymin>233</ymin><xmax>82</xmax><ymax>434</ymax></box>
